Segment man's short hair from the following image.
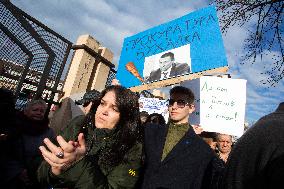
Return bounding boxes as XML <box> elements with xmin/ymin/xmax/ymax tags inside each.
<box><xmin>161</xmin><ymin>52</ymin><xmax>174</xmax><ymax>61</ymax></box>
<box><xmin>169</xmin><ymin>86</ymin><xmax>195</xmax><ymax>104</ymax></box>
<box><xmin>199</xmin><ymin>132</ymin><xmax>217</xmax><ymax>141</ymax></box>
<box><xmin>140</xmin><ymin>111</ymin><xmax>149</xmax><ymax>118</ymax></box>
<box><xmin>25</xmin><ymin>99</ymin><xmax>47</xmax><ymax>110</ymax></box>
<box><xmin>216</xmin><ymin>133</ymin><xmax>232</xmax><ymax>142</ymax></box>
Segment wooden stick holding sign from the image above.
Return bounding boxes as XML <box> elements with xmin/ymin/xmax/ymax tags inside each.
<box><xmin>129</xmin><ymin>66</ymin><xmax>229</xmax><ymax>92</ymax></box>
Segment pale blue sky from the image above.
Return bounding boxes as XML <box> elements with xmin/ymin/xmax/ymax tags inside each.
<box><xmin>11</xmin><ymin>0</ymin><xmax>284</xmax><ymax>124</ymax></box>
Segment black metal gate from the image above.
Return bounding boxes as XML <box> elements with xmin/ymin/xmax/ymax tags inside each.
<box><xmin>0</xmin><ymin>0</ymin><xmax>72</xmax><ymax>110</ymax></box>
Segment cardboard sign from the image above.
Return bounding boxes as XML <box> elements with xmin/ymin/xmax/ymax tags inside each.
<box><xmin>139</xmin><ymin>97</ymin><xmax>169</xmax><ymax>122</ymax></box>
<box><xmin>117</xmin><ymin>6</ymin><xmax>228</xmax><ymax>88</ymax></box>
<box><xmin>181</xmin><ymin>76</ymin><xmax>247</xmax><ymax>137</ymax></box>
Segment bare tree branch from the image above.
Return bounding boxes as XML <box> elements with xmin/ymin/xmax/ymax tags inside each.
<box><xmin>213</xmin><ymin>0</ymin><xmax>284</xmax><ymax>86</ymax></box>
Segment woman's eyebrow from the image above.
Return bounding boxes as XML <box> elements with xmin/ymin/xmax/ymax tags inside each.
<box><xmin>111</xmin><ymin>104</ymin><xmax>118</xmax><ymax>108</ymax></box>
<box><xmin>101</xmin><ymin>99</ymin><xmax>117</xmax><ymax>107</ymax></box>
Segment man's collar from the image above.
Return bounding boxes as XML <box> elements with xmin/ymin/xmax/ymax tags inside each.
<box><xmin>161</xmin><ymin>65</ymin><xmax>172</xmax><ymax>74</ymax></box>
<box><xmin>169</xmin><ymin>120</ymin><xmax>190</xmax><ymax>127</ymax></box>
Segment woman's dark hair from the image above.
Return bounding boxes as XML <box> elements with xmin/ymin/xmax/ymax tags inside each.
<box><xmin>145</xmin><ymin>113</ymin><xmax>166</xmax><ymax>126</ymax></box>
<box><xmin>81</xmin><ymin>85</ymin><xmax>141</xmax><ymax>168</ymax></box>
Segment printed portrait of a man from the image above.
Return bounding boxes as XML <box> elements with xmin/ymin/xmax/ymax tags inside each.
<box><xmin>143</xmin><ymin>44</ymin><xmax>191</xmax><ymax>83</ymax></box>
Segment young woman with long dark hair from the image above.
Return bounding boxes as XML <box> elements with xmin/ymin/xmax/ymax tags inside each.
<box><xmin>38</xmin><ymin>85</ymin><xmax>143</xmax><ymax>188</ymax></box>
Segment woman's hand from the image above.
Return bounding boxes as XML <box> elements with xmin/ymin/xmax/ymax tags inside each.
<box><xmin>39</xmin><ymin>133</ymin><xmax>86</xmax><ymax>175</ymax></box>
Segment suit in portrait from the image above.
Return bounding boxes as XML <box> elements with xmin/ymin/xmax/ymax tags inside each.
<box><xmin>145</xmin><ymin>62</ymin><xmax>190</xmax><ymax>83</ymax></box>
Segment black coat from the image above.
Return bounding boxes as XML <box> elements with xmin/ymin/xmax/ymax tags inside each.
<box><xmin>4</xmin><ymin>112</ymin><xmax>54</xmax><ymax>189</ymax></box>
<box><xmin>221</xmin><ymin>102</ymin><xmax>284</xmax><ymax>189</ymax></box>
<box><xmin>142</xmin><ymin>123</ymin><xmax>224</xmax><ymax>189</ymax></box>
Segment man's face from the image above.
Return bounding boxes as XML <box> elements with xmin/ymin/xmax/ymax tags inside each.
<box><xmin>168</xmin><ymin>93</ymin><xmax>195</xmax><ymax>124</ymax></box>
<box><xmin>159</xmin><ymin>56</ymin><xmax>173</xmax><ymax>72</ymax></box>
<box><xmin>140</xmin><ymin>116</ymin><xmax>147</xmax><ymax>124</ymax></box>
<box><xmin>217</xmin><ymin>134</ymin><xmax>232</xmax><ymax>153</ymax></box>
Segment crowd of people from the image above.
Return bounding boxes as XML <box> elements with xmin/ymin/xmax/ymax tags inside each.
<box><xmin>0</xmin><ymin>85</ymin><xmax>283</xmax><ymax>189</ymax></box>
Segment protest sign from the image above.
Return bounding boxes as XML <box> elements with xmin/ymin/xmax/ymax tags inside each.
<box><xmin>117</xmin><ymin>6</ymin><xmax>228</xmax><ymax>89</ymax></box>
<box><xmin>139</xmin><ymin>97</ymin><xmax>169</xmax><ymax>122</ymax></box>
<box><xmin>181</xmin><ymin>76</ymin><xmax>247</xmax><ymax>137</ymax></box>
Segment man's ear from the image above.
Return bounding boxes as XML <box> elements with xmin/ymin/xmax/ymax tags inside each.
<box><xmin>188</xmin><ymin>104</ymin><xmax>195</xmax><ymax>114</ymax></box>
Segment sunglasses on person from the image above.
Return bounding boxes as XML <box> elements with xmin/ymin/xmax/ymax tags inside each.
<box><xmin>168</xmin><ymin>99</ymin><xmax>191</xmax><ymax>108</ymax></box>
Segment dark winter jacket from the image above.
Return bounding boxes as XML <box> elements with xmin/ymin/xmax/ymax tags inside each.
<box><xmin>38</xmin><ymin>115</ymin><xmax>143</xmax><ymax>189</ymax></box>
<box><xmin>4</xmin><ymin>112</ymin><xmax>54</xmax><ymax>189</ymax></box>
<box><xmin>221</xmin><ymin>102</ymin><xmax>284</xmax><ymax>189</ymax></box>
<box><xmin>142</xmin><ymin>123</ymin><xmax>224</xmax><ymax>189</ymax></box>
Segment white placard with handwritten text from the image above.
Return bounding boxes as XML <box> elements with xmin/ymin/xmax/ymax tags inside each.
<box><xmin>182</xmin><ymin>76</ymin><xmax>246</xmax><ymax>137</ymax></box>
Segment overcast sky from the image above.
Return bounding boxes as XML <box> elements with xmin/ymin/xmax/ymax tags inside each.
<box><xmin>11</xmin><ymin>0</ymin><xmax>284</xmax><ymax>124</ymax></box>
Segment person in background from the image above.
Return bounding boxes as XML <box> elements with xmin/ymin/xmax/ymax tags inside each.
<box><xmin>0</xmin><ymin>88</ymin><xmax>16</xmax><ymax>141</ymax></box>
<box><xmin>221</xmin><ymin>102</ymin><xmax>284</xmax><ymax>189</ymax></box>
<box><xmin>142</xmin><ymin>86</ymin><xmax>223</xmax><ymax>188</ymax></box>
<box><xmin>140</xmin><ymin>111</ymin><xmax>149</xmax><ymax>125</ymax></box>
<box><xmin>216</xmin><ymin>133</ymin><xmax>232</xmax><ymax>163</ymax></box>
<box><xmin>199</xmin><ymin>132</ymin><xmax>218</xmax><ymax>151</ymax></box>
<box><xmin>38</xmin><ymin>85</ymin><xmax>143</xmax><ymax>189</ymax></box>
<box><xmin>75</xmin><ymin>89</ymin><xmax>101</xmax><ymax>114</ymax></box>
<box><xmin>0</xmin><ymin>88</ymin><xmax>17</xmax><ymax>188</ymax></box>
<box><xmin>145</xmin><ymin>113</ymin><xmax>166</xmax><ymax>126</ymax></box>
<box><xmin>4</xmin><ymin>99</ymin><xmax>55</xmax><ymax>189</ymax></box>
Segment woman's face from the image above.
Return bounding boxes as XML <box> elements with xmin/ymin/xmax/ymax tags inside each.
<box><xmin>95</xmin><ymin>91</ymin><xmax>120</xmax><ymax>129</ymax></box>
<box><xmin>24</xmin><ymin>104</ymin><xmax>46</xmax><ymax>120</ymax></box>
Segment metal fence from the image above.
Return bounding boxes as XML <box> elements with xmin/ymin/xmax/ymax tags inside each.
<box><xmin>105</xmin><ymin>68</ymin><xmax>117</xmax><ymax>87</ymax></box>
<box><xmin>0</xmin><ymin>0</ymin><xmax>72</xmax><ymax>110</ymax></box>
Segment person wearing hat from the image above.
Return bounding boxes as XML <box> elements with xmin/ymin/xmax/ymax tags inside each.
<box><xmin>75</xmin><ymin>89</ymin><xmax>101</xmax><ymax>114</ymax></box>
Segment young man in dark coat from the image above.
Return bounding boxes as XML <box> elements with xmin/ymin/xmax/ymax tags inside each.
<box><xmin>221</xmin><ymin>102</ymin><xmax>284</xmax><ymax>189</ymax></box>
<box><xmin>142</xmin><ymin>86</ymin><xmax>223</xmax><ymax>189</ymax></box>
